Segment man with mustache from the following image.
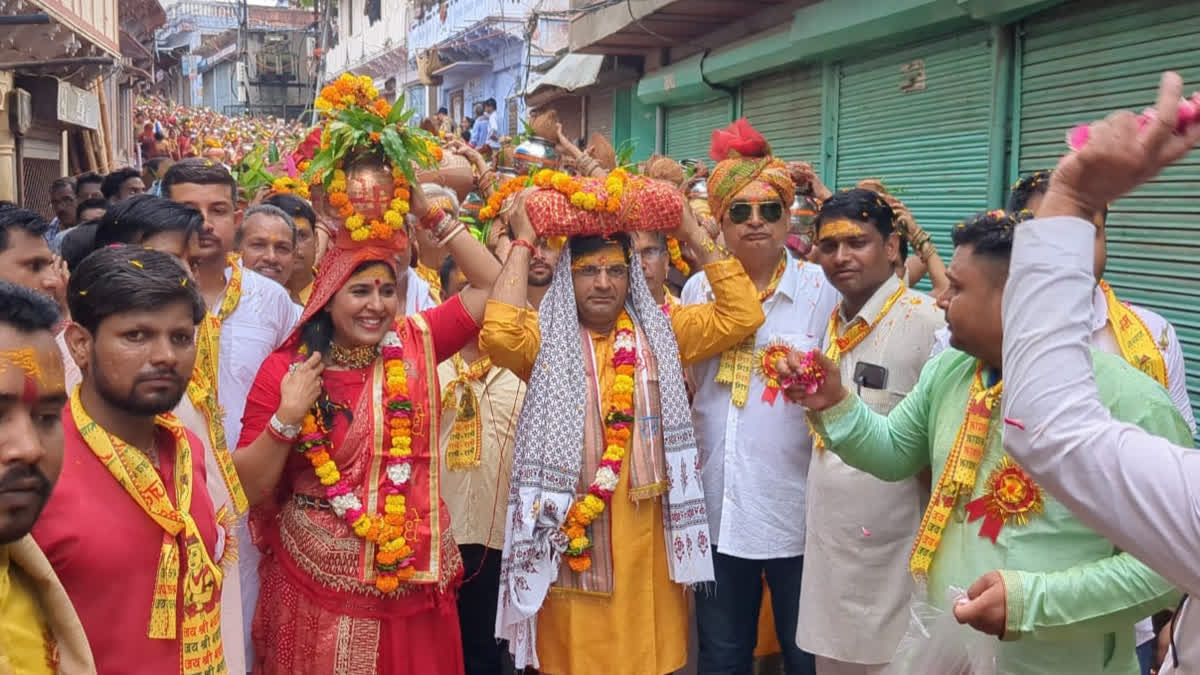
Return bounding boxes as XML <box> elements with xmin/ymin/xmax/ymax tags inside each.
<box><xmin>162</xmin><ymin>159</ymin><xmax>300</xmax><ymax>662</ymax></box>
<box><xmin>236</xmin><ymin>204</ymin><xmax>299</xmax><ymax>299</ymax></box>
<box><xmin>796</xmin><ymin>189</ymin><xmax>944</xmax><ymax>674</ymax></box>
<box><xmin>683</xmin><ymin>119</ymin><xmax>838</xmax><ymax>675</ymax></box>
<box><xmin>34</xmin><ymin>246</ymin><xmax>227</xmax><ymax>674</ymax></box>
<box><xmin>262</xmin><ymin>193</ymin><xmax>319</xmax><ymax>305</ymax></box>
<box><xmin>0</xmin><ymin>281</ymin><xmax>94</xmax><ymax>673</ymax></box>
<box><xmin>485</xmin><ymin>176</ymin><xmax>763</xmax><ymax>672</ymax></box>
<box><xmin>87</xmin><ymin>193</ymin><xmax>248</xmax><ymax>673</ymax></box>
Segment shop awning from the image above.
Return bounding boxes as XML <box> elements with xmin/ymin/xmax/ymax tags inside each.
<box><xmin>523</xmin><ymin>54</ymin><xmax>604</xmax><ymax>96</ymax></box>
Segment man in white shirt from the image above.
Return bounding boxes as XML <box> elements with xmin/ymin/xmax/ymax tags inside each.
<box><xmin>1009</xmin><ymin>169</ymin><xmax>1196</xmax><ymax>673</ymax></box>
<box><xmin>1008</xmin><ymin>169</ymin><xmax>1194</xmax><ymax>433</ymax></box>
<box><xmin>993</xmin><ymin>70</ymin><xmax>1200</xmax><ymax>675</ymax></box>
<box><xmin>797</xmin><ymin>189</ymin><xmax>944</xmax><ymax>675</ymax></box>
<box><xmin>684</xmin><ymin>119</ymin><xmax>838</xmax><ymax>674</ymax></box>
<box><xmin>162</xmin><ymin>158</ymin><xmax>302</xmax><ymax>669</ymax></box>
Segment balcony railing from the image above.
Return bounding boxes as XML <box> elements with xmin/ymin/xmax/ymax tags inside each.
<box><xmin>408</xmin><ymin>0</ymin><xmax>529</xmax><ymax>54</ymax></box>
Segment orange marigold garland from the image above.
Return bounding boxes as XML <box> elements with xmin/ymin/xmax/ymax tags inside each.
<box><xmin>304</xmin><ymin>72</ymin><xmax>439</xmax><ymax>237</ymax></box>
<box><xmin>562</xmin><ymin>310</ymin><xmax>635</xmax><ymax>572</ymax></box>
<box><xmin>297</xmin><ymin>330</ymin><xmax>417</xmax><ymax>593</ymax></box>
<box><xmin>479</xmin><ymin>168</ymin><xmax>630</xmax><ymax>223</ymax></box>
<box><xmin>666</xmin><ymin>236</ymin><xmax>690</xmax><ymax>275</ymax></box>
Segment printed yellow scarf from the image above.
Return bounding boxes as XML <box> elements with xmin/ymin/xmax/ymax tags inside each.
<box><xmin>908</xmin><ymin>363</ymin><xmax>1002</xmax><ymax>578</ymax></box>
<box><xmin>813</xmin><ymin>281</ymin><xmax>908</xmax><ymax>450</ymax></box>
<box><xmin>416</xmin><ymin>263</ymin><xmax>444</xmax><ymax>304</ymax></box>
<box><xmin>189</xmin><ymin>255</ymin><xmax>247</xmax><ymax>514</ymax></box>
<box><xmin>441</xmin><ymin>354</ymin><xmax>492</xmax><ymax>470</ymax></box>
<box><xmin>70</xmin><ymin>390</ymin><xmax>226</xmax><ymax>674</ymax></box>
<box><xmin>715</xmin><ymin>256</ymin><xmax>787</xmax><ymax>407</ymax></box>
<box><xmin>1099</xmin><ymin>280</ymin><xmax>1168</xmax><ymax>388</ymax></box>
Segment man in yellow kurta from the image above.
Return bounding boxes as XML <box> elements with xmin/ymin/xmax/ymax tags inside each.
<box><xmin>484</xmin><ymin>185</ymin><xmax>764</xmax><ymax>674</ymax></box>
<box><xmin>0</xmin><ymin>281</ymin><xmax>95</xmax><ymax>674</ymax></box>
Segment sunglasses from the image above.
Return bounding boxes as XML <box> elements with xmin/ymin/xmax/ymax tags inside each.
<box><xmin>729</xmin><ymin>201</ymin><xmax>785</xmax><ymax>225</ymax></box>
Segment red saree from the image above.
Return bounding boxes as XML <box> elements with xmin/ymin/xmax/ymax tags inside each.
<box><xmin>239</xmin><ymin>297</ymin><xmax>479</xmax><ymax>675</ymax></box>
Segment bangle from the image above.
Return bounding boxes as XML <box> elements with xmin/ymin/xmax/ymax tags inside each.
<box><xmin>432</xmin><ymin>213</ymin><xmax>458</xmax><ymax>242</ymax></box>
<box><xmin>510</xmin><ymin>238</ymin><xmax>536</xmax><ymax>255</ymax></box>
<box><xmin>419</xmin><ymin>205</ymin><xmax>446</xmax><ymax>231</ymax></box>
<box><xmin>436</xmin><ymin>223</ymin><xmax>466</xmax><ymax>247</ymax></box>
<box><xmin>268</xmin><ymin>413</ymin><xmax>301</xmax><ymax>442</ymax></box>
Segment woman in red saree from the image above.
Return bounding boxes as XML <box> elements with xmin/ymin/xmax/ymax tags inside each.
<box><xmin>234</xmin><ymin>188</ymin><xmax>498</xmax><ymax>674</ymax></box>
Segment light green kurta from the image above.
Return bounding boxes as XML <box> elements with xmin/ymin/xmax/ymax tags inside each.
<box><xmin>810</xmin><ymin>348</ymin><xmax>1192</xmax><ymax>675</ymax></box>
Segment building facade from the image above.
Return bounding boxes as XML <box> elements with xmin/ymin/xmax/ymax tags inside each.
<box><xmin>157</xmin><ymin>1</ymin><xmax>317</xmax><ymax>120</ymax></box>
<box><xmin>323</xmin><ymin>0</ymin><xmax>409</xmax><ymax>104</ymax></box>
<box><xmin>406</xmin><ymin>0</ymin><xmax>569</xmax><ymax>136</ymax></box>
<box><xmin>568</xmin><ymin>0</ymin><xmax>1200</xmax><ymax>431</ymax></box>
<box><xmin>0</xmin><ymin>0</ymin><xmax>162</xmax><ymax>210</ymax></box>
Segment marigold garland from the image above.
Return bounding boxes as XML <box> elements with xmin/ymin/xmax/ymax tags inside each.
<box><xmin>327</xmin><ymin>165</ymin><xmax>412</xmax><ymax>243</ymax></box>
<box><xmin>666</xmin><ymin>236</ymin><xmax>690</xmax><ymax>275</ymax></box>
<box><xmin>562</xmin><ymin>310</ymin><xmax>636</xmax><ymax>572</ymax></box>
<box><xmin>479</xmin><ymin>168</ymin><xmax>630</xmax><ymax>223</ymax></box>
<box><xmin>271</xmin><ymin>176</ymin><xmax>310</xmax><ymax>199</ymax></box>
<box><xmin>297</xmin><ymin>330</ymin><xmax>417</xmax><ymax>593</ymax></box>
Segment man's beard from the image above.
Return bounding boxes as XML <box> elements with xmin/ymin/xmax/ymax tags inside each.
<box><xmin>0</xmin><ymin>464</ymin><xmax>51</xmax><ymax>545</ymax></box>
<box><xmin>528</xmin><ymin>272</ymin><xmax>552</xmax><ymax>288</ymax></box>
<box><xmin>93</xmin><ymin>357</ymin><xmax>187</xmax><ymax>416</ymax></box>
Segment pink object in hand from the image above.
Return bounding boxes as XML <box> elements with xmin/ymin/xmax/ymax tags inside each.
<box><xmin>781</xmin><ymin>350</ymin><xmax>826</xmax><ymax>395</ymax></box>
<box><xmin>1067</xmin><ymin>92</ymin><xmax>1200</xmax><ymax>150</ymax></box>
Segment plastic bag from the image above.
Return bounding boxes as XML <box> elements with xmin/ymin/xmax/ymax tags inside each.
<box><xmin>885</xmin><ymin>586</ymin><xmax>998</xmax><ymax>675</ymax></box>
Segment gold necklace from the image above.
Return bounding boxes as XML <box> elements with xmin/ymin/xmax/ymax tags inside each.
<box><xmin>329</xmin><ymin>342</ymin><xmax>380</xmax><ymax>369</ymax></box>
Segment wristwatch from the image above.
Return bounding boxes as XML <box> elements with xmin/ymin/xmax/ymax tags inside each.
<box><xmin>269</xmin><ymin>414</ymin><xmax>302</xmax><ymax>441</ymax></box>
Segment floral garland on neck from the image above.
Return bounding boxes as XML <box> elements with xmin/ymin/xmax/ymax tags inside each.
<box><xmin>562</xmin><ymin>310</ymin><xmax>636</xmax><ymax>572</ymax></box>
<box><xmin>297</xmin><ymin>331</ymin><xmax>416</xmax><ymax>593</ymax></box>
<box><xmin>666</xmin><ymin>236</ymin><xmax>690</xmax><ymax>275</ymax></box>
<box><xmin>478</xmin><ymin>168</ymin><xmax>629</xmax><ymax>222</ymax></box>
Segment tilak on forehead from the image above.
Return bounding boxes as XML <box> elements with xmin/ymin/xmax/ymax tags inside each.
<box><xmin>0</xmin><ymin>347</ymin><xmax>64</xmax><ymax>404</ymax></box>
<box><xmin>352</xmin><ymin>264</ymin><xmax>394</xmax><ymax>287</ymax></box>
<box><xmin>818</xmin><ymin>219</ymin><xmax>868</xmax><ymax>241</ymax></box>
<box><xmin>570</xmin><ymin>243</ymin><xmax>626</xmax><ymax>270</ymax></box>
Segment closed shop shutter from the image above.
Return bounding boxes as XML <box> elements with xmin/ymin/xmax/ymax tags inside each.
<box><xmin>834</xmin><ymin>29</ymin><xmax>994</xmax><ymax>261</ymax></box>
<box><xmin>1018</xmin><ymin>0</ymin><xmax>1200</xmax><ymax>428</ymax></box>
<box><xmin>586</xmin><ymin>90</ymin><xmax>613</xmax><ymax>142</ymax></box>
<box><xmin>741</xmin><ymin>66</ymin><xmax>823</xmax><ymax>172</ymax></box>
<box><xmin>664</xmin><ymin>97</ymin><xmax>730</xmax><ymax>163</ymax></box>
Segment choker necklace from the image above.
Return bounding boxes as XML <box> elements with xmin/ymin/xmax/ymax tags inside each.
<box><xmin>329</xmin><ymin>342</ymin><xmax>380</xmax><ymax>369</ymax></box>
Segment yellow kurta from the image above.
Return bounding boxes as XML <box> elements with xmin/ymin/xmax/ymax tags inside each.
<box><xmin>0</xmin><ymin>548</ymin><xmax>53</xmax><ymax>675</ymax></box>
<box><xmin>479</xmin><ymin>258</ymin><xmax>763</xmax><ymax>675</ymax></box>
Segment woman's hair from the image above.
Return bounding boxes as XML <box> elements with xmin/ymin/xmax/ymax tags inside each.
<box><xmin>298</xmin><ymin>260</ymin><xmax>394</xmax><ymax>357</ymax></box>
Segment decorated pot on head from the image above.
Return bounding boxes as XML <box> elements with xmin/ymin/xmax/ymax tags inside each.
<box><xmin>415</xmin><ymin>151</ymin><xmax>474</xmax><ymax>202</ymax></box>
<box><xmin>787</xmin><ymin>194</ymin><xmax>820</xmax><ymax>258</ymax></box>
<box><xmin>523</xmin><ymin>168</ymin><xmax>685</xmax><ymax>238</ymax></box>
<box><xmin>512</xmin><ymin>136</ymin><xmax>560</xmax><ymax>174</ymax></box>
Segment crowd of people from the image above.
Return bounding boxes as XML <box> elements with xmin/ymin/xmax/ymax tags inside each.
<box><xmin>0</xmin><ymin>70</ymin><xmax>1199</xmax><ymax>675</ymax></box>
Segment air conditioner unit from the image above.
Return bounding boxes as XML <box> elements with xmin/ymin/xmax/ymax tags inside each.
<box><xmin>11</xmin><ymin>88</ymin><xmax>32</xmax><ymax>136</ymax></box>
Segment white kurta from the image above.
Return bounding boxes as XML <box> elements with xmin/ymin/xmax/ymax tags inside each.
<box><xmin>220</xmin><ymin>262</ymin><xmax>301</xmax><ymax>667</ymax></box>
<box><xmin>796</xmin><ymin>275</ymin><xmax>945</xmax><ymax>665</ymax></box>
<box><xmin>1001</xmin><ymin>216</ymin><xmax>1199</xmax><ymax>674</ymax></box>
<box><xmin>683</xmin><ymin>257</ymin><xmax>840</xmax><ymax>559</ymax></box>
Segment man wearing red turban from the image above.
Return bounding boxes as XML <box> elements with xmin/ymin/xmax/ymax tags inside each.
<box><xmin>684</xmin><ymin>118</ymin><xmax>840</xmax><ymax>674</ymax></box>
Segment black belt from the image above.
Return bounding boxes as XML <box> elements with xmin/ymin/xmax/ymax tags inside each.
<box><xmin>293</xmin><ymin>494</ymin><xmax>332</xmax><ymax>511</ymax></box>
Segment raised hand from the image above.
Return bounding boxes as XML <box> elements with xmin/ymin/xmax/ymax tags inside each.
<box><xmin>277</xmin><ymin>351</ymin><xmax>324</xmax><ymax>425</ymax></box>
<box><xmin>1043</xmin><ymin>71</ymin><xmax>1200</xmax><ymax>221</ymax></box>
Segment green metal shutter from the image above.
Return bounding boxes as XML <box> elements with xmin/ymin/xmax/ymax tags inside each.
<box><xmin>1018</xmin><ymin>0</ymin><xmax>1200</xmax><ymax>429</ymax></box>
<box><xmin>834</xmin><ymin>29</ymin><xmax>995</xmax><ymax>260</ymax></box>
<box><xmin>664</xmin><ymin>98</ymin><xmax>730</xmax><ymax>162</ymax></box>
<box><xmin>741</xmin><ymin>66</ymin><xmax>823</xmax><ymax>173</ymax></box>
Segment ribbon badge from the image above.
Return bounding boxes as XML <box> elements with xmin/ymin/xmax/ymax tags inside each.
<box><xmin>965</xmin><ymin>456</ymin><xmax>1044</xmax><ymax>543</ymax></box>
<box><xmin>753</xmin><ymin>341</ymin><xmax>794</xmax><ymax>405</ymax></box>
